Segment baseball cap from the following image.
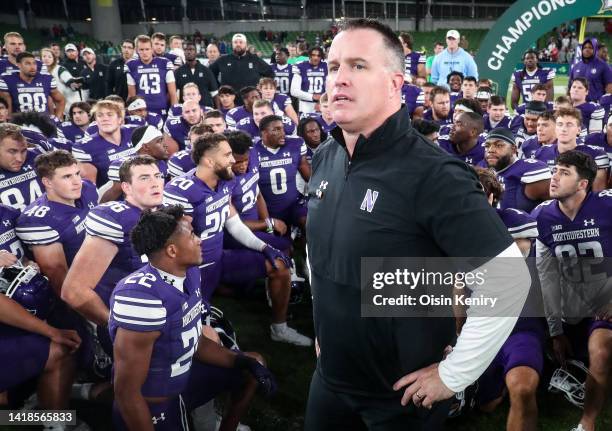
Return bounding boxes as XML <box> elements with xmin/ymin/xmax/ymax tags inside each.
<box><xmin>487</xmin><ymin>128</ymin><xmax>516</xmax><ymax>146</ymax></box>
<box><xmin>64</xmin><ymin>43</ymin><xmax>77</xmax><ymax>52</ymax></box>
<box><xmin>446</xmin><ymin>30</ymin><xmax>460</xmax><ymax>40</ymax></box>
<box><xmin>81</xmin><ymin>47</ymin><xmax>95</xmax><ymax>56</ymax></box>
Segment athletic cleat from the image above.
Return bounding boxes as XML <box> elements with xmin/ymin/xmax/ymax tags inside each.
<box><xmin>270</xmin><ymin>324</ymin><xmax>313</xmax><ymax>346</ymax></box>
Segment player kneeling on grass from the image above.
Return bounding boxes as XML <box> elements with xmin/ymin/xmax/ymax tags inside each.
<box><xmin>111</xmin><ymin>205</ymin><xmax>275</xmax><ymax>431</ymax></box>
<box><xmin>533</xmin><ymin>151</ymin><xmax>612</xmax><ymax>431</ymax></box>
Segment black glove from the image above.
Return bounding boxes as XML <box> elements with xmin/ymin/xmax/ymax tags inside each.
<box><xmin>234</xmin><ymin>353</ymin><xmax>277</xmax><ymax>396</ymax></box>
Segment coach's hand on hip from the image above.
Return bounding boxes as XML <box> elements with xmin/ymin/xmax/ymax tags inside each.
<box><xmin>393</xmin><ymin>363</ymin><xmax>454</xmax><ymax>409</ymax></box>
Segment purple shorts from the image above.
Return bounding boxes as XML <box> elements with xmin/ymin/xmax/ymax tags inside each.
<box><xmin>477</xmin><ymin>330</ymin><xmax>544</xmax><ymax>405</ymax></box>
<box><xmin>0</xmin><ymin>326</ymin><xmax>50</xmax><ymax>392</ymax></box>
<box><xmin>220</xmin><ymin>248</ymin><xmax>267</xmax><ymax>285</ymax></box>
<box><xmin>270</xmin><ymin>200</ymin><xmax>308</xmax><ymax>228</ymax></box>
<box><xmin>113</xmin><ymin>394</ymin><xmax>189</xmax><ymax>431</ymax></box>
<box><xmin>182</xmin><ymin>361</ymin><xmax>244</xmax><ymax>410</ymax></box>
<box><xmin>563</xmin><ymin>318</ymin><xmax>612</xmax><ymax>362</ymax></box>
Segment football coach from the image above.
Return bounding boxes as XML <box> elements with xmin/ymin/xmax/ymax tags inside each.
<box><xmin>305</xmin><ymin>18</ymin><xmax>531</xmax><ymax>430</ymax></box>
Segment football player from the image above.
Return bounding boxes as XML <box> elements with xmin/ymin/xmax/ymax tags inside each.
<box><xmin>533</xmin><ymin>151</ymin><xmax>612</xmax><ymax>431</ymax></box>
<box><xmin>16</xmin><ymin>150</ymin><xmax>97</xmax><ymax>295</ymax></box>
<box><xmin>471</xmin><ymin>168</ymin><xmax>546</xmax><ymax>431</ymax></box>
<box><xmin>422</xmin><ymin>86</ymin><xmax>453</xmax><ymax>126</ymax></box>
<box><xmin>534</xmin><ymin>108</ymin><xmax>608</xmax><ymax>191</ymax></box>
<box><xmin>225</xmin><ymin>86</ymin><xmax>261</xmax><ymax>130</ymax></box>
<box><xmin>569</xmin><ymin>78</ymin><xmax>605</xmax><ymax>137</ymax></box>
<box><xmin>163</xmin><ymin>133</ymin><xmax>312</xmax><ymax>346</ymax></box>
<box><xmin>511</xmin><ymin>50</ymin><xmax>555</xmax><ymax>109</ymax></box>
<box><xmin>484</xmin><ymin>95</ymin><xmax>515</xmax><ymax>133</ymax></box>
<box><xmin>125</xmin><ymin>96</ymin><xmax>164</xmax><ymax>130</ymax></box>
<box><xmin>0</xmin><ymin>32</ymin><xmax>47</xmax><ymax>75</ymax></box>
<box><xmin>254</xmin><ymin>115</ymin><xmax>311</xmax><ymax>231</ymax></box>
<box><xmin>439</xmin><ymin>111</ymin><xmax>484</xmax><ymax>165</ymax></box>
<box><xmin>126</xmin><ymin>35</ymin><xmax>178</xmax><ymax>118</ymax></box>
<box><xmin>514</xmin><ymin>84</ymin><xmax>554</xmax><ymax>116</ymax></box>
<box><xmin>0</xmin><ymin>123</ymin><xmax>43</xmax><ymax>210</ymax></box>
<box><xmin>510</xmin><ymin>101</ymin><xmax>547</xmax><ymax>148</ymax></box>
<box><xmin>110</xmin><ymin>205</ymin><xmax>274</xmax><ymax>430</ymax></box>
<box><xmin>62</xmin><ymin>156</ymin><xmax>164</xmax><ymax>331</ymax></box>
<box><xmin>163</xmin><ymin>99</ymin><xmax>203</xmax><ymax>154</ymax></box>
<box><xmin>59</xmin><ymin>102</ymin><xmax>91</xmax><ymax>143</ymax></box>
<box><xmin>520</xmin><ymin>111</ymin><xmax>557</xmax><ymax>160</ymax></box>
<box><xmin>484</xmin><ymin>127</ymin><xmax>550</xmax><ymax>212</ymax></box>
<box><xmin>0</xmin><ymin>52</ymin><xmax>65</xmax><ymax>119</ymax></box>
<box><xmin>271</xmin><ymin>47</ymin><xmax>292</xmax><ymax>96</ymax></box>
<box><xmin>166</xmin><ymin>123</ymin><xmax>210</xmax><ymax>179</ymax></box>
<box><xmin>101</xmin><ymin>125</ymin><xmax>169</xmax><ymax>203</ymax></box>
<box><xmin>258</xmin><ymin>77</ymin><xmax>299</xmax><ymax>124</ymax></box>
<box><xmin>72</xmin><ymin>100</ymin><xmax>137</xmax><ymax>187</ymax></box>
<box><xmin>290</xmin><ymin>47</ymin><xmax>327</xmax><ymax>115</ymax></box>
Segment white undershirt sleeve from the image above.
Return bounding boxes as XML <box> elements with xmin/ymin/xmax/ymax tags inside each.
<box><xmin>438</xmin><ymin>242</ymin><xmax>531</xmax><ymax>393</ymax></box>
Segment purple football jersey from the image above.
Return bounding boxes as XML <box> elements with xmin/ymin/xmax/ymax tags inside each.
<box><xmin>59</xmin><ymin>121</ymin><xmax>87</xmax><ymax>143</ymax></box>
<box><xmin>449</xmin><ymin>91</ymin><xmax>462</xmax><ymax>106</ymax></box>
<box><xmin>483</xmin><ymin>114</ymin><xmax>516</xmax><ymax>133</ymax></box>
<box><xmin>404</xmin><ymin>51</ymin><xmax>425</xmax><ymax>77</ymax></box>
<box><xmin>292</xmin><ymin>61</ymin><xmax>327</xmax><ymax>95</ymax></box>
<box><xmin>0</xmin><ymin>204</ymin><xmax>25</xmax><ymax>259</ymax></box>
<box><xmin>16</xmin><ymin>180</ymin><xmax>98</xmax><ymax>265</ymax></box>
<box><xmin>422</xmin><ymin>108</ymin><xmax>453</xmax><ymax>126</ymax></box>
<box><xmin>225</xmin><ymin>106</ymin><xmax>252</xmax><ymax>131</ymax></box>
<box><xmin>308</xmin><ymin>112</ymin><xmax>336</xmax><ymax>134</ymax></box>
<box><xmin>599</xmin><ymin>94</ymin><xmax>612</xmax><ymax>123</ymax></box>
<box><xmin>514</xmin><ymin>101</ymin><xmax>554</xmax><ymax>116</ymax></box>
<box><xmin>230</xmin><ymin>152</ymin><xmax>260</xmax><ymax>221</ymax></box>
<box><xmin>159</xmin><ymin>51</ymin><xmax>183</xmax><ymax>68</ymax></box>
<box><xmin>72</xmin><ymin>126</ymin><xmax>136</xmax><ymax>187</ymax></box>
<box><xmin>534</xmin><ymin>143</ymin><xmax>609</xmax><ymax>171</ymax></box>
<box><xmin>0</xmin><ymin>57</ymin><xmax>45</xmax><ymax>75</ymax></box>
<box><xmin>511</xmin><ymin>68</ymin><xmax>555</xmax><ymax>102</ymax></box>
<box><xmin>271</xmin><ymin>93</ymin><xmax>292</xmax><ymax>115</ymax></box>
<box><xmin>163</xmin><ymin>116</ymin><xmax>193</xmax><ymax>151</ymax></box>
<box><xmin>0</xmin><ymin>73</ymin><xmax>56</xmax><ymax>113</ymax></box>
<box><xmin>125</xmin><ymin>57</ymin><xmax>174</xmax><ymax>114</ymax></box>
<box><xmin>254</xmin><ymin>136</ymin><xmax>306</xmax><ymax>216</ymax></box>
<box><xmin>124</xmin><ymin>113</ymin><xmax>158</xmax><ymax>129</ymax></box>
<box><xmin>109</xmin><ymin>264</ymin><xmax>204</xmax><ymax>398</ymax></box>
<box><xmin>401</xmin><ymin>83</ymin><xmax>424</xmax><ymax>117</ymax></box>
<box><xmin>584</xmin><ymin>132</ymin><xmax>612</xmax><ymax>163</ymax></box>
<box><xmin>497</xmin><ymin>207</ymin><xmax>538</xmax><ymax>240</ymax></box>
<box><xmin>236</xmin><ymin>114</ymin><xmax>295</xmax><ymax>139</ymax></box>
<box><xmin>574</xmin><ymin>102</ymin><xmax>605</xmax><ymax>137</ymax></box>
<box><xmin>271</xmin><ymin>63</ymin><xmax>293</xmax><ymax>95</ymax></box>
<box><xmin>163</xmin><ymin>172</ymin><xmax>232</xmax><ymax>265</ymax></box>
<box><xmin>521</xmin><ymin>136</ymin><xmax>555</xmax><ymax>160</ymax></box>
<box><xmin>535</xmin><ymin>191</ymin><xmax>612</xmax><ymax>260</ymax></box>
<box><xmin>0</xmin><ymin>150</ymin><xmax>43</xmax><ymax>211</ymax></box>
<box><xmin>107</xmin><ymin>156</ymin><xmax>168</xmax><ymax>183</ymax></box>
<box><xmin>495</xmin><ymin>158</ymin><xmax>551</xmax><ymax>212</ymax></box>
<box><xmin>167</xmin><ymin>149</ymin><xmax>196</xmax><ymax>179</ymax></box>
<box><xmin>438</xmin><ymin>138</ymin><xmax>485</xmax><ymax>166</ymax></box>
<box><xmin>84</xmin><ymin>201</ymin><xmax>148</xmax><ymax>305</ymax></box>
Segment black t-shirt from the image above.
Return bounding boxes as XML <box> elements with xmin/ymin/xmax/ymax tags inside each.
<box><xmin>306</xmin><ymin>106</ymin><xmax>513</xmax><ymax>397</ymax></box>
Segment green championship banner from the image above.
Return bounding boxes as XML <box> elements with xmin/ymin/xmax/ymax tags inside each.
<box><xmin>474</xmin><ymin>0</ymin><xmax>609</xmax><ymax>97</ymax></box>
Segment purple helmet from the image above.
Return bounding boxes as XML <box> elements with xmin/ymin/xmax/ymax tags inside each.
<box><xmin>0</xmin><ymin>264</ymin><xmax>54</xmax><ymax>319</ymax></box>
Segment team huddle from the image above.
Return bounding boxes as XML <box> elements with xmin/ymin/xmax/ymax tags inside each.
<box><xmin>0</xmin><ymin>25</ymin><xmax>611</xmax><ymax>431</ymax></box>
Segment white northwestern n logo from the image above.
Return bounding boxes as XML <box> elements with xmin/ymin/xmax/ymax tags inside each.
<box><xmin>360</xmin><ymin>189</ymin><xmax>379</xmax><ymax>213</ymax></box>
